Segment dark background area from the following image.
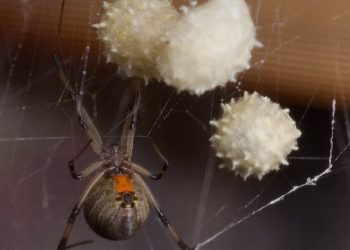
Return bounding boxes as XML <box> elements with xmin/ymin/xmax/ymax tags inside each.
<box><xmin>0</xmin><ymin>0</ymin><xmax>349</xmax><ymax>250</ymax></box>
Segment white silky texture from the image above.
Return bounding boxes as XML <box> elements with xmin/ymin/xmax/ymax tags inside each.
<box><xmin>158</xmin><ymin>0</ymin><xmax>260</xmax><ymax>94</ymax></box>
<box><xmin>210</xmin><ymin>92</ymin><xmax>301</xmax><ymax>180</ymax></box>
<box><xmin>94</xmin><ymin>0</ymin><xmax>178</xmax><ymax>80</ymax></box>
<box><xmin>95</xmin><ymin>0</ymin><xmax>260</xmax><ymax>95</ymax></box>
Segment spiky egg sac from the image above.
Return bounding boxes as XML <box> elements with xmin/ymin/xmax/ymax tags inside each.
<box><xmin>210</xmin><ymin>92</ymin><xmax>301</xmax><ymax>180</ymax></box>
<box><xmin>94</xmin><ymin>0</ymin><xmax>178</xmax><ymax>80</ymax></box>
<box><xmin>95</xmin><ymin>0</ymin><xmax>261</xmax><ymax>95</ymax></box>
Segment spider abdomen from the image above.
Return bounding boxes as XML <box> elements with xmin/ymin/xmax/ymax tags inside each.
<box><xmin>83</xmin><ymin>175</ymin><xmax>151</xmax><ymax>240</ymax></box>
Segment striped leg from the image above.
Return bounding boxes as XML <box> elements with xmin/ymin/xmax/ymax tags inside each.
<box><xmin>53</xmin><ymin>54</ymin><xmax>104</xmax><ymax>155</ymax></box>
<box><xmin>57</xmin><ymin>170</ymin><xmax>106</xmax><ymax>250</ymax></box>
<box><xmin>131</xmin><ymin>172</ymin><xmax>195</xmax><ymax>250</ymax></box>
<box><xmin>68</xmin><ymin>160</ymin><xmax>105</xmax><ymax>181</ymax></box>
<box><xmin>122</xmin><ymin>137</ymin><xmax>169</xmax><ymax>180</ymax></box>
<box><xmin>67</xmin><ymin>139</ymin><xmax>103</xmax><ymax>181</ymax></box>
<box><xmin>123</xmin><ymin>161</ymin><xmax>168</xmax><ymax>180</ymax></box>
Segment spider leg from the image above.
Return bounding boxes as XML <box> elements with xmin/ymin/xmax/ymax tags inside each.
<box><xmin>131</xmin><ymin>172</ymin><xmax>194</xmax><ymax>250</ymax></box>
<box><xmin>77</xmin><ymin>107</ymin><xmax>104</xmax><ymax>154</ymax></box>
<box><xmin>67</xmin><ymin>139</ymin><xmax>105</xmax><ymax>180</ymax></box>
<box><xmin>120</xmin><ymin>89</ymin><xmax>169</xmax><ymax>180</ymax></box>
<box><xmin>123</xmin><ymin>161</ymin><xmax>167</xmax><ymax>180</ymax></box>
<box><xmin>149</xmin><ymin>137</ymin><xmax>169</xmax><ymax>179</ymax></box>
<box><xmin>120</xmin><ymin>82</ymin><xmax>141</xmax><ymax>161</ymax></box>
<box><xmin>150</xmin><ymin>137</ymin><xmax>168</xmax><ymax>163</ymax></box>
<box><xmin>57</xmin><ymin>170</ymin><xmax>107</xmax><ymax>250</ymax></box>
<box><xmin>68</xmin><ymin>138</ymin><xmax>92</xmax><ymax>180</ymax></box>
<box><xmin>68</xmin><ymin>160</ymin><xmax>106</xmax><ymax>181</ymax></box>
<box><xmin>53</xmin><ymin>54</ymin><xmax>104</xmax><ymax>155</ymax></box>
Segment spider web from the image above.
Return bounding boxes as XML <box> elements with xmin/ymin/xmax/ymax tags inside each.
<box><xmin>0</xmin><ymin>0</ymin><xmax>349</xmax><ymax>250</ymax></box>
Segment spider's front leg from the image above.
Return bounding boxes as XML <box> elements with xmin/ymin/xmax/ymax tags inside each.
<box><xmin>119</xmin><ymin>85</ymin><xmax>168</xmax><ymax>180</ymax></box>
<box><xmin>53</xmin><ymin>54</ymin><xmax>104</xmax><ymax>156</ymax></box>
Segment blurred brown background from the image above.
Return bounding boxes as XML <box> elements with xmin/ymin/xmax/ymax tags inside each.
<box><xmin>2</xmin><ymin>0</ymin><xmax>350</xmax><ymax>108</ymax></box>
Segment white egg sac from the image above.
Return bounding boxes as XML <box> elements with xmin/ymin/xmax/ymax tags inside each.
<box><xmin>210</xmin><ymin>92</ymin><xmax>301</xmax><ymax>180</ymax></box>
<box><xmin>94</xmin><ymin>0</ymin><xmax>178</xmax><ymax>80</ymax></box>
<box><xmin>95</xmin><ymin>0</ymin><xmax>260</xmax><ymax>95</ymax></box>
<box><xmin>158</xmin><ymin>0</ymin><xmax>261</xmax><ymax>94</ymax></box>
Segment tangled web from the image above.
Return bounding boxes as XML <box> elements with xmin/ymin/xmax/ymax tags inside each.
<box><xmin>0</xmin><ymin>0</ymin><xmax>349</xmax><ymax>250</ymax></box>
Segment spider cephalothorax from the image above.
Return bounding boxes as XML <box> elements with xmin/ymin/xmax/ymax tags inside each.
<box><xmin>100</xmin><ymin>144</ymin><xmax>123</xmax><ymax>165</ymax></box>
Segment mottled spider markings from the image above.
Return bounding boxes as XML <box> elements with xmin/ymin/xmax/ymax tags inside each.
<box><xmin>83</xmin><ymin>172</ymin><xmax>151</xmax><ymax>240</ymax></box>
<box><xmin>53</xmin><ymin>55</ymin><xmax>194</xmax><ymax>250</ymax></box>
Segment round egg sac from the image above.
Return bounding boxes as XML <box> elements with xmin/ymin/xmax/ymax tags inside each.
<box><xmin>210</xmin><ymin>92</ymin><xmax>301</xmax><ymax>180</ymax></box>
<box><xmin>95</xmin><ymin>0</ymin><xmax>261</xmax><ymax>95</ymax></box>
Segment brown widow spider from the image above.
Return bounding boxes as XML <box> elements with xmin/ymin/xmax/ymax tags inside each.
<box><xmin>53</xmin><ymin>55</ymin><xmax>193</xmax><ymax>250</ymax></box>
